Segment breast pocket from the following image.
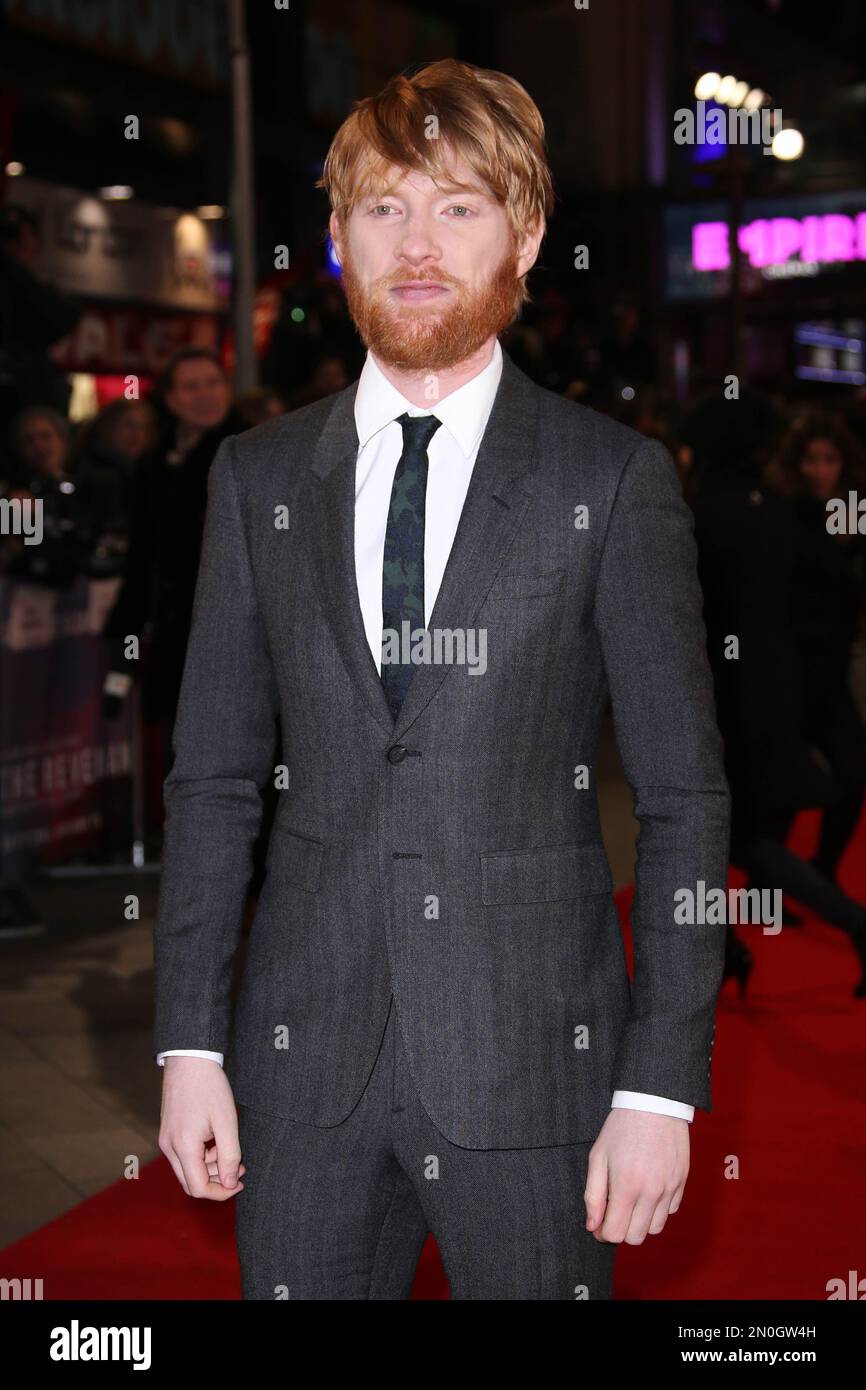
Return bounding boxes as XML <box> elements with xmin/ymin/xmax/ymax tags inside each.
<box><xmin>480</xmin><ymin>840</ymin><xmax>613</xmax><ymax>905</ymax></box>
<box><xmin>268</xmin><ymin>824</ymin><xmax>325</xmax><ymax>893</ymax></box>
<box><xmin>487</xmin><ymin>563</ymin><xmax>570</xmax><ymax>600</ymax></box>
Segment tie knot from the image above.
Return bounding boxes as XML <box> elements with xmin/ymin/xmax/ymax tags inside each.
<box><xmin>397</xmin><ymin>411</ymin><xmax>441</xmax><ymax>454</ymax></box>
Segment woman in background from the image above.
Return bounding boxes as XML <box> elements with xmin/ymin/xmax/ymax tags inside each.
<box><xmin>769</xmin><ymin>413</ymin><xmax>866</xmax><ymax>884</ymax></box>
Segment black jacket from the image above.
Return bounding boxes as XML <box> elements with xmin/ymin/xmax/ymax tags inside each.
<box><xmin>692</xmin><ymin>467</ymin><xmax>839</xmax><ymax>816</ymax></box>
<box><xmin>105</xmin><ymin>408</ymin><xmax>248</xmax><ymax>720</ymax></box>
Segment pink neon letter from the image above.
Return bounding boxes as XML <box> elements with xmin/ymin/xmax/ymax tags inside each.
<box><xmin>769</xmin><ymin>218</ymin><xmax>802</xmax><ymax>265</ymax></box>
<box><xmin>822</xmin><ymin>214</ymin><xmax>855</xmax><ymax>262</ymax></box>
<box><xmin>693</xmin><ymin>221</ymin><xmax>729</xmax><ymax>271</ymax></box>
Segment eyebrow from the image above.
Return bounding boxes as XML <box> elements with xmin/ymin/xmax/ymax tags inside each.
<box><xmin>367</xmin><ymin>179</ymin><xmax>489</xmax><ymax>200</ymax></box>
<box><xmin>434</xmin><ymin>179</ymin><xmax>487</xmax><ymax>195</ymax></box>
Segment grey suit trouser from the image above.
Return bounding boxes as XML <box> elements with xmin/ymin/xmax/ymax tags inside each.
<box><xmin>235</xmin><ymin>995</ymin><xmax>618</xmax><ymax>1300</ymax></box>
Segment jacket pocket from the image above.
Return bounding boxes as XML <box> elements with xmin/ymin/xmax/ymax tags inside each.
<box><xmin>269</xmin><ymin>825</ymin><xmax>325</xmax><ymax>893</ymax></box>
<box><xmin>481</xmin><ymin>840</ymin><xmax>613</xmax><ymax>905</ymax></box>
<box><xmin>488</xmin><ymin>563</ymin><xmax>569</xmax><ymax>599</ymax></box>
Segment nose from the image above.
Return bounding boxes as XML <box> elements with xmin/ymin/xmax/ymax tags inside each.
<box><xmin>394</xmin><ymin>212</ymin><xmax>442</xmax><ymax>267</ymax></box>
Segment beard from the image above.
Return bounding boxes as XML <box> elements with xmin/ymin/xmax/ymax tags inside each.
<box><xmin>339</xmin><ymin>241</ymin><xmax>524</xmax><ymax>372</ymax></box>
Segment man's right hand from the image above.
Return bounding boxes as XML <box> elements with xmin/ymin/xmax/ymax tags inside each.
<box><xmin>158</xmin><ymin>1056</ymin><xmax>246</xmax><ymax>1200</ymax></box>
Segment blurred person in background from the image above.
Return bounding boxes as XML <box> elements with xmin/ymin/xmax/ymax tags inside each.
<box><xmin>103</xmin><ymin>348</ymin><xmax>246</xmax><ymax>772</ymax></box>
<box><xmin>234</xmin><ymin>386</ymin><xmax>286</xmax><ymax>428</ymax></box>
<box><xmin>502</xmin><ymin>314</ymin><xmax>548</xmax><ymax>384</ymax></box>
<box><xmin>768</xmin><ymin>413</ymin><xmax>866</xmax><ymax>884</ymax></box>
<box><xmin>0</xmin><ymin>205</ymin><xmax>80</xmax><ymax>453</ymax></box>
<box><xmin>688</xmin><ymin>391</ymin><xmax>866</xmax><ymax>996</ymax></box>
<box><xmin>12</xmin><ymin>402</ymin><xmax>70</xmax><ymax>483</ymax></box>
<box><xmin>285</xmin><ymin>354</ymin><xmax>349</xmax><ymax>409</ymax></box>
<box><xmin>73</xmin><ymin>397</ymin><xmax>158</xmax><ymax>579</ymax></box>
<box><xmin>598</xmin><ymin>294</ymin><xmax>658</xmax><ymax>399</ymax></box>
<box><xmin>262</xmin><ymin>273</ymin><xmax>364</xmax><ymax>406</ymax></box>
<box><xmin>1</xmin><ymin>406</ymin><xmax>87</xmax><ymax>588</ymax></box>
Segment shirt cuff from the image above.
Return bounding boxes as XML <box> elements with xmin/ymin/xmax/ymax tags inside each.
<box><xmin>611</xmin><ymin>1090</ymin><xmax>694</xmax><ymax>1122</ymax></box>
<box><xmin>157</xmin><ymin>1049</ymin><xmax>224</xmax><ymax>1067</ymax></box>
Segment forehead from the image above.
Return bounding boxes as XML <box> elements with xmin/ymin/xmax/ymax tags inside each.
<box><xmin>358</xmin><ymin>149</ymin><xmax>492</xmax><ymax>201</ymax></box>
<box><xmin>174</xmin><ymin>359</ymin><xmax>222</xmax><ymax>382</ymax></box>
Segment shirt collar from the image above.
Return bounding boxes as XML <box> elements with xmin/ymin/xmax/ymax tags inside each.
<box><xmin>354</xmin><ymin>337</ymin><xmax>503</xmax><ymax>460</ymax></box>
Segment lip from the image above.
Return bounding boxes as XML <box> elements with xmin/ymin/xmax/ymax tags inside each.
<box><xmin>390</xmin><ymin>282</ymin><xmax>449</xmax><ymax>301</ymax></box>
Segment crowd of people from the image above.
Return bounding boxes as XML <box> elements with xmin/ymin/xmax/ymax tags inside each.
<box><xmin>2</xmin><ymin>246</ymin><xmax>866</xmax><ymax>993</ymax></box>
<box><xmin>686</xmin><ymin>394</ymin><xmax>866</xmax><ymax>995</ymax></box>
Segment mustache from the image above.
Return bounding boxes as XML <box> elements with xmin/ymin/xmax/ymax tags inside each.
<box><xmin>379</xmin><ymin>272</ymin><xmax>459</xmax><ymax>290</ymax></box>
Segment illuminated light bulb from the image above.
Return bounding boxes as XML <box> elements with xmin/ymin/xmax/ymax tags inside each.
<box><xmin>694</xmin><ymin>72</ymin><xmax>720</xmax><ymax>101</ymax></box>
<box><xmin>743</xmin><ymin>88</ymin><xmax>767</xmax><ymax>112</ymax></box>
<box><xmin>772</xmin><ymin>127</ymin><xmax>804</xmax><ymax>160</ymax></box>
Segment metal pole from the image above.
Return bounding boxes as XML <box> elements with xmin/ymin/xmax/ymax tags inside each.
<box><xmin>227</xmin><ymin>0</ymin><xmax>258</xmax><ymax>392</ymax></box>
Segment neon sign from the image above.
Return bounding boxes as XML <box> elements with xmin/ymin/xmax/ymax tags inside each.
<box><xmin>693</xmin><ymin>213</ymin><xmax>866</xmax><ymax>271</ymax></box>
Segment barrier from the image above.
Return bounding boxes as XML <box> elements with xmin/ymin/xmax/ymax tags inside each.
<box><xmin>0</xmin><ymin>575</ymin><xmax>134</xmax><ymax>875</ymax></box>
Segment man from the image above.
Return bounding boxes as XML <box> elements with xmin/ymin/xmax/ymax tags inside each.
<box><xmin>155</xmin><ymin>60</ymin><xmax>731</xmax><ymax>1300</ymax></box>
<box><xmin>103</xmin><ymin>348</ymin><xmax>245</xmax><ymax>758</ymax></box>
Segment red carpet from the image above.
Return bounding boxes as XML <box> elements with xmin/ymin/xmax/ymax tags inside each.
<box><xmin>2</xmin><ymin>807</ymin><xmax>864</xmax><ymax>1300</ymax></box>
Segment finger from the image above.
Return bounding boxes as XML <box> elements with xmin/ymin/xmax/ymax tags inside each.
<box><xmin>205</xmin><ymin>1144</ymin><xmax>245</xmax><ymax>1175</ymax></box>
<box><xmin>176</xmin><ymin>1142</ymin><xmax>216</xmax><ymax>1199</ymax></box>
<box><xmin>584</xmin><ymin>1147</ymin><xmax>609</xmax><ymax>1232</ymax></box>
<box><xmin>162</xmin><ymin>1143</ymin><xmax>192</xmax><ymax>1197</ymax></box>
<box><xmin>597</xmin><ymin>1188</ymin><xmax>638</xmax><ymax>1244</ymax></box>
<box><xmin>200</xmin><ymin>1179</ymin><xmax>245</xmax><ymax>1200</ymax></box>
<box><xmin>207</xmin><ymin>1160</ymin><xmax>245</xmax><ymax>1177</ymax></box>
<box><xmin>647</xmin><ymin>1193</ymin><xmax>674</xmax><ymax>1237</ymax></box>
<box><xmin>668</xmin><ymin>1181</ymin><xmax>686</xmax><ymax>1216</ymax></box>
<box><xmin>211</xmin><ymin>1111</ymin><xmax>243</xmax><ymax>1189</ymax></box>
<box><xmin>193</xmin><ymin>1170</ymin><xmax>246</xmax><ymax>1201</ymax></box>
<box><xmin>624</xmin><ymin>1196</ymin><xmax>663</xmax><ymax>1245</ymax></box>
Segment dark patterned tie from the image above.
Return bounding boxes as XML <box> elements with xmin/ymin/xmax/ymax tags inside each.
<box><xmin>380</xmin><ymin>411</ymin><xmax>442</xmax><ymax>720</ymax></box>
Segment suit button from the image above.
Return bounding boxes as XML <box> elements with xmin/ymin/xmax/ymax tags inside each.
<box><xmin>387</xmin><ymin>744</ymin><xmax>408</xmax><ymax>764</ymax></box>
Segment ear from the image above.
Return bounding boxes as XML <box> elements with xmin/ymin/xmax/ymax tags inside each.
<box><xmin>515</xmin><ymin>215</ymin><xmax>546</xmax><ymax>280</ymax></box>
<box><xmin>329</xmin><ymin>211</ymin><xmax>345</xmax><ymax>266</ymax></box>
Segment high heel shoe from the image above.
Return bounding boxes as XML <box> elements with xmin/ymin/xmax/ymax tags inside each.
<box><xmin>722</xmin><ymin>929</ymin><xmax>753</xmax><ymax>995</ymax></box>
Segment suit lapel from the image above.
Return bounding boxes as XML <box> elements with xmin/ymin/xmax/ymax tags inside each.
<box><xmin>391</xmin><ymin>354</ymin><xmax>539</xmax><ymax>736</ymax></box>
<box><xmin>306</xmin><ymin>349</ymin><xmax>540</xmax><ymax>738</ymax></box>
<box><xmin>307</xmin><ymin>387</ymin><xmax>395</xmax><ymax>734</ymax></box>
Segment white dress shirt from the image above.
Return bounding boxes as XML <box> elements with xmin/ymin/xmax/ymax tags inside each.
<box><xmin>158</xmin><ymin>341</ymin><xmax>695</xmax><ymax>1123</ymax></box>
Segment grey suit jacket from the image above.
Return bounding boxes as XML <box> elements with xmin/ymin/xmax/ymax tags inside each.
<box><xmin>153</xmin><ymin>348</ymin><xmax>731</xmax><ymax>1148</ymax></box>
